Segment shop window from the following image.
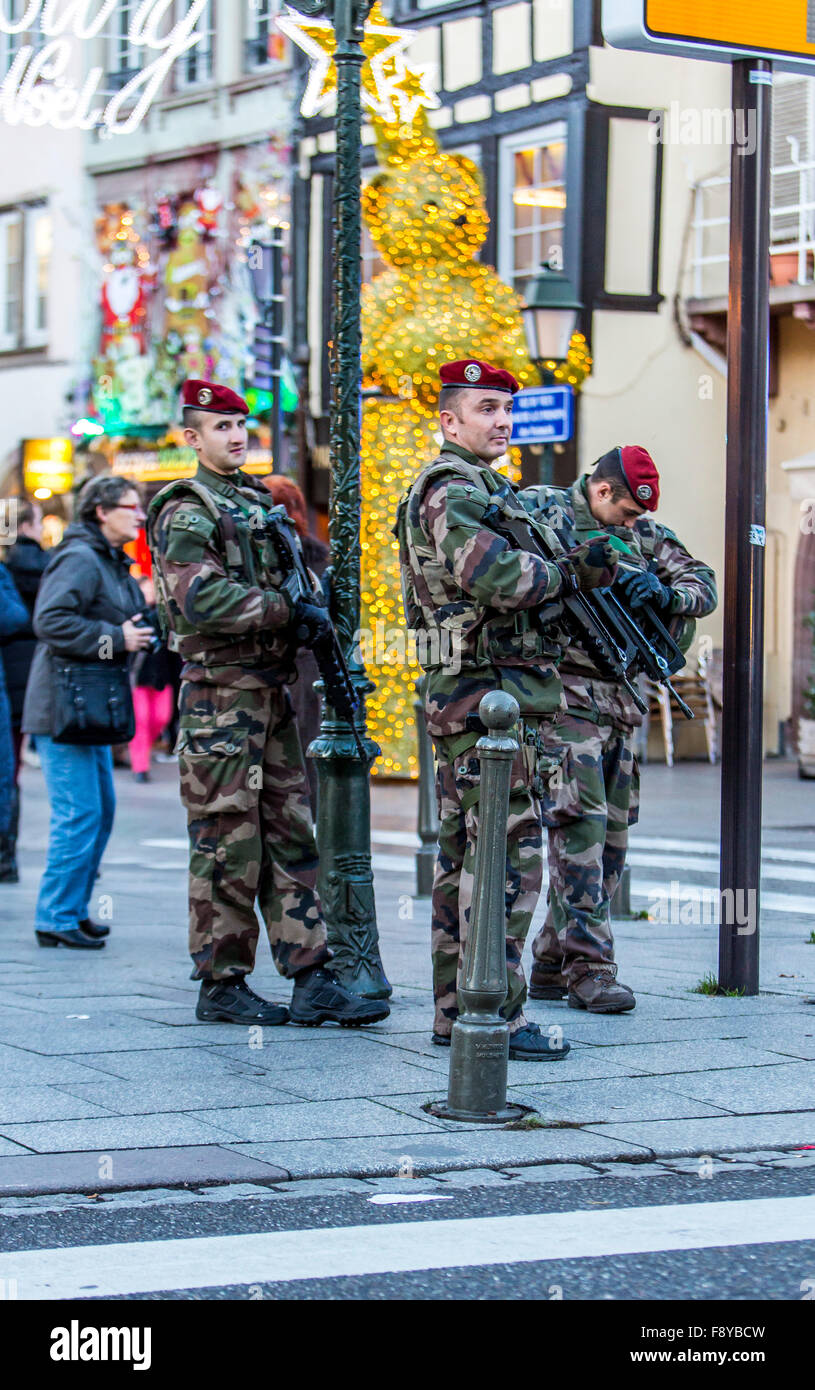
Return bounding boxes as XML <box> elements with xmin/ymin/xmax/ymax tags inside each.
<box><xmin>245</xmin><ymin>0</ymin><xmax>286</xmax><ymax>71</ymax></box>
<box><xmin>0</xmin><ymin>204</ymin><xmax>50</xmax><ymax>354</ymax></box>
<box><xmin>174</xmin><ymin>0</ymin><xmax>215</xmax><ymax>88</ymax></box>
<box><xmin>498</xmin><ymin>124</ymin><xmax>567</xmax><ymax>295</ymax></box>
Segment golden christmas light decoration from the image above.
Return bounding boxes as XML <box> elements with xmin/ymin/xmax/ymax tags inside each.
<box><xmin>361</xmin><ymin>109</ymin><xmax>534</xmax><ymax>776</ymax></box>
<box><xmin>276</xmin><ymin>2</ymin><xmax>415</xmax><ymax>119</ymax></box>
<box><xmin>544</xmin><ymin>331</ymin><xmax>593</xmax><ymax>389</ymax></box>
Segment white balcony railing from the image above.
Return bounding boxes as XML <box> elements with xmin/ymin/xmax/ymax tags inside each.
<box><xmin>690</xmin><ymin>153</ymin><xmax>815</xmax><ymax>301</ymax></box>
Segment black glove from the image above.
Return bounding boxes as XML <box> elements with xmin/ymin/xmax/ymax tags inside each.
<box><xmin>291</xmin><ymin>597</ymin><xmax>334</xmax><ymax>648</ymax></box>
<box><xmin>619</xmin><ymin>568</ymin><xmax>673</xmax><ymax>610</ymax></box>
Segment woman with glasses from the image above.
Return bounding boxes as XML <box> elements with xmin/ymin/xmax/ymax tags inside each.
<box><xmin>22</xmin><ymin>476</ymin><xmax>153</xmax><ymax>950</ymax></box>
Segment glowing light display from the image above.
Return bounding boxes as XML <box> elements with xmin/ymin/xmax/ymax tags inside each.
<box><xmin>0</xmin><ymin>0</ymin><xmax>209</xmax><ymax>135</ymax></box>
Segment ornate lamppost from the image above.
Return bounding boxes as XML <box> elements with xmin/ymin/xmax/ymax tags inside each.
<box><xmin>521</xmin><ymin>262</ymin><xmax>583</xmax><ymax>484</ymax></box>
<box><xmin>284</xmin><ymin>0</ymin><xmax>390</xmax><ymax>999</ymax></box>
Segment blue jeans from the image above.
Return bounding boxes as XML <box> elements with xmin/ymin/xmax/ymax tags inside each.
<box><xmin>35</xmin><ymin>738</ymin><xmax>116</xmax><ymax>933</ymax></box>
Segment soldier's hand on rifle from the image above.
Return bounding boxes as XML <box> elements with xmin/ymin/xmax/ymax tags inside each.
<box><xmin>291</xmin><ymin>596</ymin><xmax>334</xmax><ymax>648</ymax></box>
<box><xmin>561</xmin><ymin>538</ymin><xmax>619</xmax><ymax>592</ymax></box>
<box><xmin>619</xmin><ymin>568</ymin><xmax>673</xmax><ymax>610</ymax></box>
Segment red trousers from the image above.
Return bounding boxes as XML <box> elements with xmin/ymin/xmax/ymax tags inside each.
<box><xmin>129</xmin><ymin>686</ymin><xmax>174</xmax><ymax>774</ymax></box>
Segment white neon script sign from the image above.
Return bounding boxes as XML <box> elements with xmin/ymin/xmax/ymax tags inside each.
<box><xmin>0</xmin><ymin>1</ymin><xmax>208</xmax><ymax>134</ymax></box>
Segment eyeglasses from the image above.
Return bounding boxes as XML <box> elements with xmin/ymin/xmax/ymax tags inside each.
<box><xmin>116</xmin><ymin>504</ymin><xmax>147</xmax><ymax>517</ymax></box>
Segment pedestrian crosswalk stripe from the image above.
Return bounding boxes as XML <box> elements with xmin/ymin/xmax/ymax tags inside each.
<box><xmin>628</xmin><ymin>851</ymin><xmax>815</xmax><ymax>885</ymax></box>
<box><xmin>4</xmin><ymin>1194</ymin><xmax>815</xmax><ymax>1299</ymax></box>
<box><xmin>629</xmin><ymin>878</ymin><xmax>815</xmax><ymax>917</ymax></box>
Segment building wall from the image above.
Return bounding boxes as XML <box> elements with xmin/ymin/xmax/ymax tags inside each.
<box><xmin>0</xmin><ymin>114</ymin><xmax>86</xmax><ymax>488</ymax></box>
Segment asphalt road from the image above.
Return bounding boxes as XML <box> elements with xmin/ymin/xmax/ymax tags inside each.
<box><xmin>2</xmin><ymin>1165</ymin><xmax>813</xmax><ymax>1303</ymax></box>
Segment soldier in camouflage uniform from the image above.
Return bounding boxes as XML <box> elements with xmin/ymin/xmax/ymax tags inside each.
<box><xmin>148</xmin><ymin>380</ymin><xmax>389</xmax><ymax>1028</ymax></box>
<box><xmin>520</xmin><ymin>446</ymin><xmax>718</xmax><ymax>1013</ymax></box>
<box><xmin>395</xmin><ymin>360</ymin><xmax>619</xmax><ymax>1060</ymax></box>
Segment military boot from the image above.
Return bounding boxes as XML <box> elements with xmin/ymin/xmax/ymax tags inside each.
<box><xmin>196</xmin><ymin>977</ymin><xmax>290</xmax><ymax>1025</ymax></box>
<box><xmin>528</xmin><ymin>961</ymin><xmax>568</xmax><ymax>1001</ymax></box>
<box><xmin>290</xmin><ymin>967</ymin><xmax>390</xmax><ymax>1028</ymax></box>
<box><xmin>568</xmin><ymin>969</ymin><xmax>636</xmax><ymax>1014</ymax></box>
<box><xmin>509</xmin><ymin>1022</ymin><xmax>570</xmax><ymax>1061</ymax></box>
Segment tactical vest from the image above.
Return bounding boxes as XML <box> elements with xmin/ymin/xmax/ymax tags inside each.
<box><xmin>394</xmin><ymin>452</ymin><xmax>564</xmax><ymax>672</ymax></box>
<box><xmin>147</xmin><ymin>476</ymin><xmax>292</xmax><ymax>672</ymax></box>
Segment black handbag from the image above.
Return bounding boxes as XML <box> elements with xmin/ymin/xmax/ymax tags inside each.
<box><xmin>52</xmin><ymin>661</ymin><xmax>135</xmax><ymax>747</ymax></box>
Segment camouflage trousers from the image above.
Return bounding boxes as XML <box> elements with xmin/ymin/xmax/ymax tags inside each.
<box><xmin>431</xmin><ymin>718</ymin><xmax>578</xmax><ymax>1037</ymax></box>
<box><xmin>531</xmin><ymin>713</ymin><xmax>640</xmax><ymax>983</ymax></box>
<box><xmin>178</xmin><ymin>679</ymin><xmax>330</xmax><ymax>982</ymax></box>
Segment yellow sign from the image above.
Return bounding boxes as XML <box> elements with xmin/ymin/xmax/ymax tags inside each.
<box><xmin>23</xmin><ymin>438</ymin><xmax>74</xmax><ymax>499</ymax></box>
<box><xmin>646</xmin><ymin>0</ymin><xmax>815</xmax><ymax>62</ymax></box>
<box><xmin>603</xmin><ymin>0</ymin><xmax>815</xmax><ymax>69</ymax></box>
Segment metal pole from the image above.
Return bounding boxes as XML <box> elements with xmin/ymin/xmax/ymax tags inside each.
<box><xmin>718</xmin><ymin>58</ymin><xmax>772</xmax><ymax>995</ymax></box>
<box><xmin>271</xmin><ymin>225</ymin><xmax>285</xmax><ymax>474</ymax></box>
<box><xmin>430</xmin><ymin>692</ymin><xmax>531</xmax><ymax>1124</ymax></box>
<box><xmin>414</xmin><ymin>677</ymin><xmax>439</xmax><ymax>898</ymax></box>
<box><xmin>309</xmin><ymin>0</ymin><xmax>390</xmax><ymax>998</ymax></box>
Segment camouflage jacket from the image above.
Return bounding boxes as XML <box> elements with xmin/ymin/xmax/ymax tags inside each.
<box><xmin>394</xmin><ymin>443</ymin><xmax>567</xmax><ymax>736</ymax></box>
<box><xmin>519</xmin><ymin>474</ymin><xmax>718</xmax><ymax>727</ymax></box>
<box><xmin>147</xmin><ymin>464</ymin><xmax>293</xmax><ymax>689</ymax></box>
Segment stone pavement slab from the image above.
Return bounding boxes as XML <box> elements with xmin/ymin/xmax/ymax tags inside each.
<box><xmin>504</xmin><ymin>1076</ymin><xmax>733</xmax><ymax>1124</ymax></box>
<box><xmin>583</xmin><ymin>1039</ymin><xmax>795</xmax><ymax>1075</ymax></box>
<box><xmin>0</xmin><ymin>1044</ymin><xmax>118</xmax><ymax>1086</ymax></box>
<box><xmin>0</xmin><ymin>1087</ymin><xmax>116</xmax><ymax>1125</ymax></box>
<box><xmin>227</xmin><ymin>1126</ymin><xmax>651</xmax><ymax>1178</ymax></box>
<box><xmin>260</xmin><ymin>1055</ymin><xmax>453</xmax><ymax>1101</ymax></box>
<box><xmin>0</xmin><ymin>1145</ymin><xmax>289</xmax><ymax>1196</ymax></box>
<box><xmin>191</xmin><ymin>1097</ymin><xmax>441</xmax><ymax>1144</ymax></box>
<box><xmin>0</xmin><ymin>1112</ymin><xmax>241</xmax><ymax>1155</ymax></box>
<box><xmin>0</xmin><ymin>1139</ymin><xmax>31</xmax><ymax>1157</ymax></box>
<box><xmin>64</xmin><ymin>1047</ymin><xmax>287</xmax><ymax>1082</ymax></box>
<box><xmin>583</xmin><ymin>1111</ymin><xmax>815</xmax><ymax>1156</ymax></box>
<box><xmin>660</xmin><ymin>1060</ymin><xmax>815</xmax><ymax>1113</ymax></box>
<box><xmin>50</xmin><ymin>1077</ymin><xmax>298</xmax><ymax>1116</ymax></box>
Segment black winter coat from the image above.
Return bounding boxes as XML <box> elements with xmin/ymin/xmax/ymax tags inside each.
<box><xmin>0</xmin><ymin>537</ymin><xmax>48</xmax><ymax>724</ymax></box>
<box><xmin>22</xmin><ymin>523</ymin><xmax>144</xmax><ymax>737</ymax></box>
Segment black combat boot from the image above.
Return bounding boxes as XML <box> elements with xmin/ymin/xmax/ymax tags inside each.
<box><xmin>528</xmin><ymin>961</ymin><xmax>568</xmax><ymax>1001</ymax></box>
<box><xmin>196</xmin><ymin>976</ymin><xmax>290</xmax><ymax>1025</ymax></box>
<box><xmin>79</xmin><ymin>919</ymin><xmax>111</xmax><ymax>940</ymax></box>
<box><xmin>289</xmin><ymin>967</ymin><xmax>390</xmax><ymax>1027</ymax></box>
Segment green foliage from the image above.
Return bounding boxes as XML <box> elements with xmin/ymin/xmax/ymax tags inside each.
<box><xmin>807</xmin><ymin>931</ymin><xmax>815</xmax><ymax>945</ymax></box>
<box><xmin>692</xmin><ymin>972</ymin><xmax>745</xmax><ymax>997</ymax></box>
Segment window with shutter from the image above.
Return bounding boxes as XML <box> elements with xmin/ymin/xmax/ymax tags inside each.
<box><xmin>0</xmin><ymin>212</ymin><xmax>23</xmax><ymax>354</ymax></box>
<box><xmin>770</xmin><ymin>73</ymin><xmax>815</xmax><ymax>252</ymax></box>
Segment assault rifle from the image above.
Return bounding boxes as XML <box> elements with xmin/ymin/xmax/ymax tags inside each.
<box><xmin>481</xmin><ymin>489</ymin><xmax>694</xmax><ymax>721</ymax></box>
<box><xmin>268</xmin><ymin>511</ymin><xmax>366</xmax><ymax>759</ymax></box>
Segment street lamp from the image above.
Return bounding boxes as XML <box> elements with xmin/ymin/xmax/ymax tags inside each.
<box><xmin>521</xmin><ymin>261</ymin><xmax>583</xmax><ymax>382</ymax></box>
<box><xmin>289</xmin><ymin>0</ymin><xmax>391</xmax><ymax>1000</ymax></box>
<box><xmin>248</xmin><ymin>226</ymin><xmax>286</xmax><ymax>473</ymax></box>
<box><xmin>521</xmin><ymin>261</ymin><xmax>583</xmax><ymax>484</ymax></box>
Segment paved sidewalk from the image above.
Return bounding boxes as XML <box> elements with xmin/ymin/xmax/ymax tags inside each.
<box><xmin>0</xmin><ymin>757</ymin><xmax>814</xmax><ymax>1196</ymax></box>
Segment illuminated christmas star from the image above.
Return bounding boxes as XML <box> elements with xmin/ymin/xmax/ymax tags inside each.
<box><xmin>382</xmin><ymin>55</ymin><xmax>441</xmax><ymax>125</ymax></box>
<box><xmin>277</xmin><ymin>4</ymin><xmax>413</xmax><ymax>119</ymax></box>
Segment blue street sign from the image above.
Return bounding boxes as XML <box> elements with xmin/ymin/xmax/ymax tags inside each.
<box><xmin>510</xmin><ymin>385</ymin><xmax>574</xmax><ymax>445</ymax></box>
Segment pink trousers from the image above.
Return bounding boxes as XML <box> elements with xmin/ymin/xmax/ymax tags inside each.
<box><xmin>129</xmin><ymin>686</ymin><xmax>174</xmax><ymax>774</ymax></box>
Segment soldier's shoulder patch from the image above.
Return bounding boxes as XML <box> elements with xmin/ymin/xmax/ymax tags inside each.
<box><xmin>169</xmin><ymin>508</ymin><xmax>218</xmax><ymax>540</ymax></box>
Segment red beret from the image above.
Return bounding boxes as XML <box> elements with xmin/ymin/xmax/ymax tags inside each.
<box><xmin>440</xmin><ymin>360</ymin><xmax>519</xmax><ymax>395</ymax></box>
<box><xmin>619</xmin><ymin>445</ymin><xmax>660</xmax><ymax>511</ymax></box>
<box><xmin>182</xmin><ymin>380</ymin><xmax>249</xmax><ymax>416</ymax></box>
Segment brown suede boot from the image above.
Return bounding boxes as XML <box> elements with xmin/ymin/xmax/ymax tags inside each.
<box><xmin>528</xmin><ymin>961</ymin><xmax>568</xmax><ymax>1000</ymax></box>
<box><xmin>568</xmin><ymin>969</ymin><xmax>636</xmax><ymax>1014</ymax></box>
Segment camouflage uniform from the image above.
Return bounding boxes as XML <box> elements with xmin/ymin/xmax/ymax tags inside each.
<box><xmin>148</xmin><ymin>463</ymin><xmax>331</xmax><ymax>983</ymax></box>
<box><xmin>519</xmin><ymin>475</ymin><xmax>718</xmax><ymax>984</ymax></box>
<box><xmin>395</xmin><ymin>443</ymin><xmax>579</xmax><ymax>1036</ymax></box>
